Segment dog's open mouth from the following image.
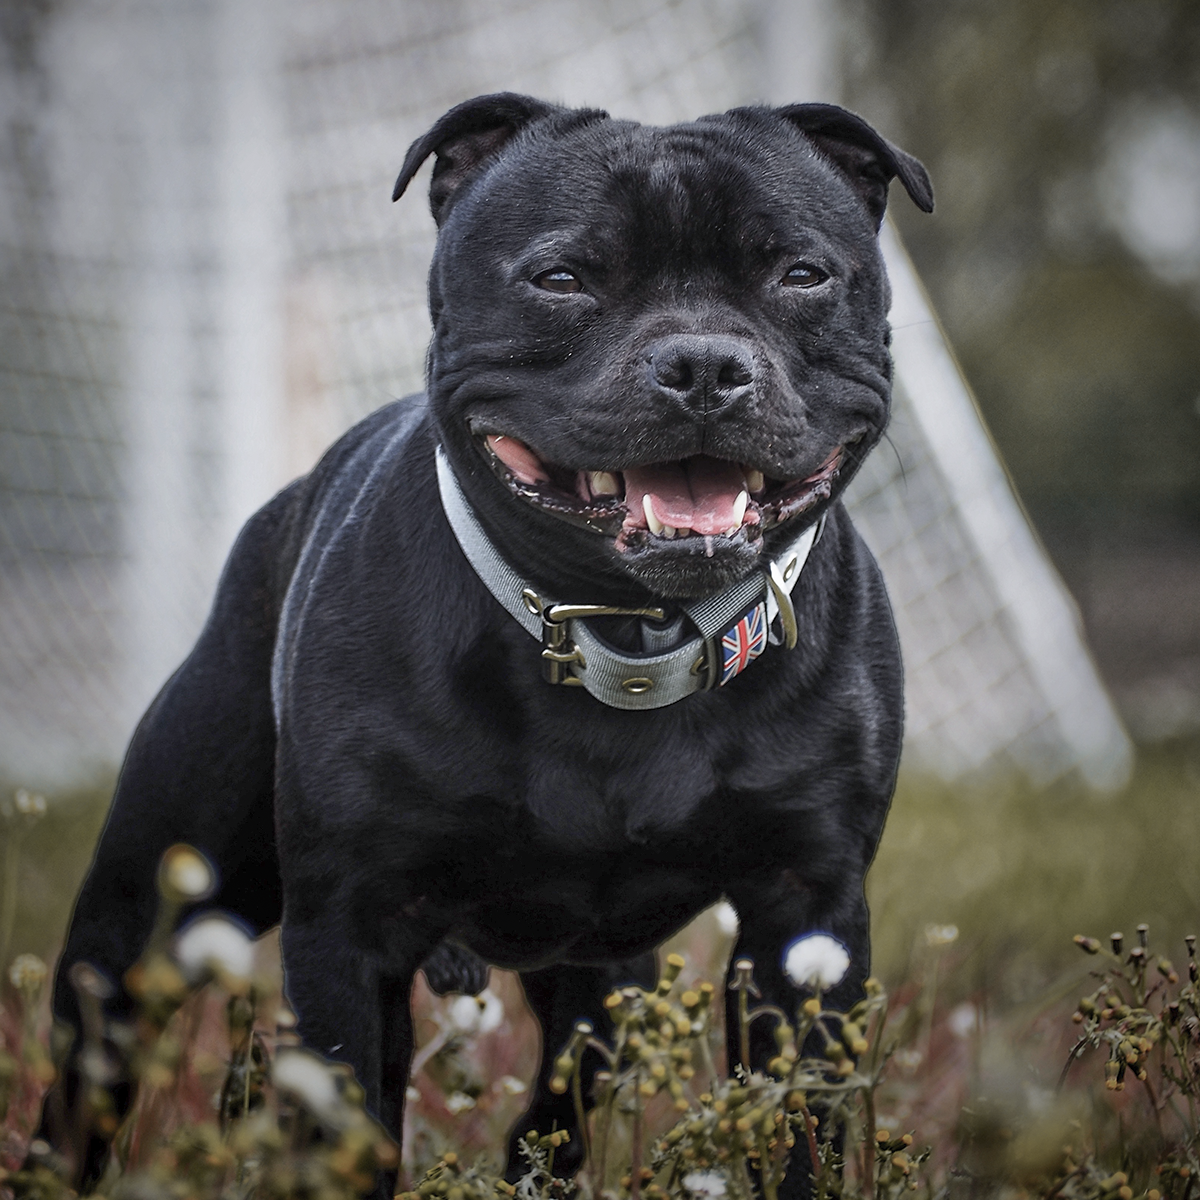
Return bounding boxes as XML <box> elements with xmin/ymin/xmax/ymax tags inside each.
<box><xmin>477</xmin><ymin>433</ymin><xmax>842</xmax><ymax>550</ymax></box>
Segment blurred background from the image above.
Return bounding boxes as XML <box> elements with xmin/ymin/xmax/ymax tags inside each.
<box><xmin>1</xmin><ymin>0</ymin><xmax>1198</xmax><ymax>1146</ymax></box>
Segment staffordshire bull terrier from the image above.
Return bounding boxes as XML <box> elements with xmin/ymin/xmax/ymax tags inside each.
<box><xmin>48</xmin><ymin>93</ymin><xmax>932</xmax><ymax>1191</ymax></box>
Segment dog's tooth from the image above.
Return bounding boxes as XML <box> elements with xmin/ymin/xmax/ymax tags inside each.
<box><xmin>589</xmin><ymin>470</ymin><xmax>621</xmax><ymax>497</ymax></box>
<box><xmin>724</xmin><ymin>526</ymin><xmax>740</xmax><ymax>537</ymax></box>
<box><xmin>731</xmin><ymin>489</ymin><xmax>749</xmax><ymax>527</ymax></box>
<box><xmin>676</xmin><ymin>527</ymin><xmax>692</xmax><ymax>538</ymax></box>
<box><xmin>663</xmin><ymin>525</ymin><xmax>677</xmax><ymax>539</ymax></box>
<box><xmin>744</xmin><ymin>468</ymin><xmax>765</xmax><ymax>493</ymax></box>
<box><xmin>642</xmin><ymin>494</ymin><xmax>664</xmax><ymax>535</ymax></box>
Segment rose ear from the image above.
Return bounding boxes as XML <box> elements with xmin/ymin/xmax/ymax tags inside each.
<box><xmin>776</xmin><ymin>103</ymin><xmax>933</xmax><ymax>227</ymax></box>
<box><xmin>392</xmin><ymin>93</ymin><xmax>567</xmax><ymax>224</ymax></box>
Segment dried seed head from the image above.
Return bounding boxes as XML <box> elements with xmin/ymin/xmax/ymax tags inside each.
<box><xmin>158</xmin><ymin>844</ymin><xmax>215</xmax><ymax>904</ymax></box>
<box><xmin>924</xmin><ymin>924</ymin><xmax>958</xmax><ymax>947</ymax></box>
<box><xmin>13</xmin><ymin>788</ymin><xmax>47</xmax><ymax>818</ymax></box>
<box><xmin>69</xmin><ymin>961</ymin><xmax>114</xmax><ymax>1000</ymax></box>
<box><xmin>1111</xmin><ymin>932</ymin><xmax>1124</xmax><ymax>955</ymax></box>
<box><xmin>731</xmin><ymin>959</ymin><xmax>758</xmax><ymax>994</ymax></box>
<box><xmin>8</xmin><ymin>952</ymin><xmax>47</xmax><ymax>994</ymax></box>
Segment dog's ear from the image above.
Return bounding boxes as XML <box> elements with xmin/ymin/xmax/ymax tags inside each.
<box><xmin>776</xmin><ymin>103</ymin><xmax>934</xmax><ymax>227</ymax></box>
<box><xmin>393</xmin><ymin>93</ymin><xmax>565</xmax><ymax>224</ymax></box>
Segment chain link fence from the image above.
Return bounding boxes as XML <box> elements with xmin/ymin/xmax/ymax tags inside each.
<box><xmin>0</xmin><ymin>0</ymin><xmax>1130</xmax><ymax>791</ymax></box>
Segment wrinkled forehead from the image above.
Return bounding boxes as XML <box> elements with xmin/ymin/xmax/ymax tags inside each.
<box><xmin>439</xmin><ymin>116</ymin><xmax>876</xmax><ymax>265</ymax></box>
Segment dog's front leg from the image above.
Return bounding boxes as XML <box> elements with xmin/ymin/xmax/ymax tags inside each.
<box><xmin>723</xmin><ymin>872</ymin><xmax>873</xmax><ymax>1199</ymax></box>
<box><xmin>279</xmin><ymin>906</ymin><xmax>430</xmax><ymax>1195</ymax></box>
<box><xmin>505</xmin><ymin>956</ymin><xmax>657</xmax><ymax>1182</ymax></box>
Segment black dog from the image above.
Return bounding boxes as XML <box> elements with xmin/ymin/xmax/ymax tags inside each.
<box><xmin>48</xmin><ymin>94</ymin><xmax>931</xmax><ymax>1190</ymax></box>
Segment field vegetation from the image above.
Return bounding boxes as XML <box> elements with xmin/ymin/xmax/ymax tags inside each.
<box><xmin>0</xmin><ymin>736</ymin><xmax>1197</xmax><ymax>1198</ymax></box>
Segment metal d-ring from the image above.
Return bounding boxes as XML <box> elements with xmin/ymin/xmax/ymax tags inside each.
<box><xmin>766</xmin><ymin>562</ymin><xmax>799</xmax><ymax>650</ymax></box>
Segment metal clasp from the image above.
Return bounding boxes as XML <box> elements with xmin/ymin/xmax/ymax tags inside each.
<box><xmin>521</xmin><ymin>589</ymin><xmax>667</xmax><ymax>686</ymax></box>
<box><xmin>765</xmin><ymin>561</ymin><xmax>799</xmax><ymax>650</ymax></box>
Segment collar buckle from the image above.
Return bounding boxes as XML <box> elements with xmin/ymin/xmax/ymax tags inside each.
<box><xmin>521</xmin><ymin>588</ymin><xmax>671</xmax><ymax>686</ymax></box>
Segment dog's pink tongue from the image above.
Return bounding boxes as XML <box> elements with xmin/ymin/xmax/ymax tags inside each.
<box><xmin>624</xmin><ymin>456</ymin><xmax>746</xmax><ymax>535</ymax></box>
<box><xmin>687</xmin><ymin>457</ymin><xmax>747</xmax><ymax>534</ymax></box>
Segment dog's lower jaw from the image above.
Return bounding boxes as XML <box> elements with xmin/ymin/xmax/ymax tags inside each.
<box><xmin>615</xmin><ymin>529</ymin><xmax>765</xmax><ymax>600</ymax></box>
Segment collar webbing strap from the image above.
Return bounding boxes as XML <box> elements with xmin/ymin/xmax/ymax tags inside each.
<box><xmin>435</xmin><ymin>447</ymin><xmax>819</xmax><ymax>710</ymax></box>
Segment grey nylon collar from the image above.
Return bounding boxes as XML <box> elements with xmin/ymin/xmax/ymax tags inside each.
<box><xmin>435</xmin><ymin>447</ymin><xmax>820</xmax><ymax>710</ymax></box>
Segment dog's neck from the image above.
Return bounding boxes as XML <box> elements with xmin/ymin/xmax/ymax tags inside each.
<box><xmin>436</xmin><ymin>446</ymin><xmax>823</xmax><ymax>710</ymax></box>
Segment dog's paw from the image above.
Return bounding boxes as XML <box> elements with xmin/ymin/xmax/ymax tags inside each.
<box><xmin>421</xmin><ymin>941</ymin><xmax>491</xmax><ymax>996</ymax></box>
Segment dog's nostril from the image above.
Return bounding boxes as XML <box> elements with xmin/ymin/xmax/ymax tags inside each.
<box><xmin>653</xmin><ymin>355</ymin><xmax>694</xmax><ymax>392</ymax></box>
<box><xmin>716</xmin><ymin>357</ymin><xmax>752</xmax><ymax>388</ymax></box>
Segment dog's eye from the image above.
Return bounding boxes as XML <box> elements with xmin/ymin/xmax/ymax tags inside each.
<box><xmin>782</xmin><ymin>263</ymin><xmax>829</xmax><ymax>288</ymax></box>
<box><xmin>535</xmin><ymin>269</ymin><xmax>583</xmax><ymax>294</ymax></box>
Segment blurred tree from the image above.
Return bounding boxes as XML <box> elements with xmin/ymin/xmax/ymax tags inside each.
<box><xmin>844</xmin><ymin>0</ymin><xmax>1200</xmax><ymax>537</ymax></box>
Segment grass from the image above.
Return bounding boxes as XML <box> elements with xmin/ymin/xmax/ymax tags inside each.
<box><xmin>1</xmin><ymin>736</ymin><xmax>1197</xmax><ymax>1194</ymax></box>
<box><xmin>868</xmin><ymin>738</ymin><xmax>1200</xmax><ymax>1003</ymax></box>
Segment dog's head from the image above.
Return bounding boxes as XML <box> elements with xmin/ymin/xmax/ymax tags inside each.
<box><xmin>395</xmin><ymin>95</ymin><xmax>932</xmax><ymax>602</ymax></box>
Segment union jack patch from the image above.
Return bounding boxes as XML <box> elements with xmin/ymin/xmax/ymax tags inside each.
<box><xmin>719</xmin><ymin>601</ymin><xmax>769</xmax><ymax>685</ymax></box>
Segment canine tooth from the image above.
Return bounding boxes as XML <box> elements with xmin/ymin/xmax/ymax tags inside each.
<box><xmin>589</xmin><ymin>470</ymin><xmax>621</xmax><ymax>497</ymax></box>
<box><xmin>744</xmin><ymin>468</ymin><xmax>765</xmax><ymax>493</ymax></box>
<box><xmin>731</xmin><ymin>489</ymin><xmax>749</xmax><ymax>527</ymax></box>
<box><xmin>642</xmin><ymin>494</ymin><xmax>664</xmax><ymax>535</ymax></box>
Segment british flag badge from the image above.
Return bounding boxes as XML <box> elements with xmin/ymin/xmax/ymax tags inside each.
<box><xmin>719</xmin><ymin>601</ymin><xmax>769</xmax><ymax>685</ymax></box>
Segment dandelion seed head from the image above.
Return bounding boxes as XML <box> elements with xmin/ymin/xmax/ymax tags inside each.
<box><xmin>682</xmin><ymin>1170</ymin><xmax>727</xmax><ymax>1197</ymax></box>
<box><xmin>175</xmin><ymin>916</ymin><xmax>254</xmax><ymax>984</ymax></box>
<box><xmin>713</xmin><ymin>900</ymin><xmax>739</xmax><ymax>937</ymax></box>
<box><xmin>447</xmin><ymin>988</ymin><xmax>503</xmax><ymax>1034</ymax></box>
<box><xmin>273</xmin><ymin>1047</ymin><xmax>340</xmax><ymax>1117</ymax></box>
<box><xmin>445</xmin><ymin>1090</ymin><xmax>477</xmax><ymax>1114</ymax></box>
<box><xmin>783</xmin><ymin>934</ymin><xmax>850</xmax><ymax>990</ymax></box>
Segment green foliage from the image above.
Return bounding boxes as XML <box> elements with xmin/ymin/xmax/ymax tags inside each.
<box><xmin>845</xmin><ymin>0</ymin><xmax>1200</xmax><ymax>529</ymax></box>
<box><xmin>868</xmin><ymin>744</ymin><xmax>1200</xmax><ymax>998</ymax></box>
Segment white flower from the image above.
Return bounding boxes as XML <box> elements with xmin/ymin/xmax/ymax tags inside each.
<box><xmin>175</xmin><ymin>916</ymin><xmax>254</xmax><ymax>984</ymax></box>
<box><xmin>447</xmin><ymin>988</ymin><xmax>504</xmax><ymax>1034</ymax></box>
<box><xmin>713</xmin><ymin>900</ymin><xmax>740</xmax><ymax>937</ymax></box>
<box><xmin>445</xmin><ymin>1090</ymin><xmax>477</xmax><ymax>1114</ymax></box>
<box><xmin>273</xmin><ymin>1047</ymin><xmax>341</xmax><ymax>1118</ymax></box>
<box><xmin>682</xmin><ymin>1170</ymin><xmax>728</xmax><ymax>1197</ymax></box>
<box><xmin>500</xmin><ymin>1075</ymin><xmax>527</xmax><ymax>1096</ymax></box>
<box><xmin>925</xmin><ymin>923</ymin><xmax>959</xmax><ymax>947</ymax></box>
<box><xmin>783</xmin><ymin>934</ymin><xmax>850</xmax><ymax>990</ymax></box>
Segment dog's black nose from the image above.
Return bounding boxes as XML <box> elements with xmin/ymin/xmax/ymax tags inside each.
<box><xmin>647</xmin><ymin>334</ymin><xmax>755</xmax><ymax>413</ymax></box>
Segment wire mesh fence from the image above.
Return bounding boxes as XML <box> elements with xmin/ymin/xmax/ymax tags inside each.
<box><xmin>0</xmin><ymin>0</ymin><xmax>1129</xmax><ymax>792</ymax></box>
